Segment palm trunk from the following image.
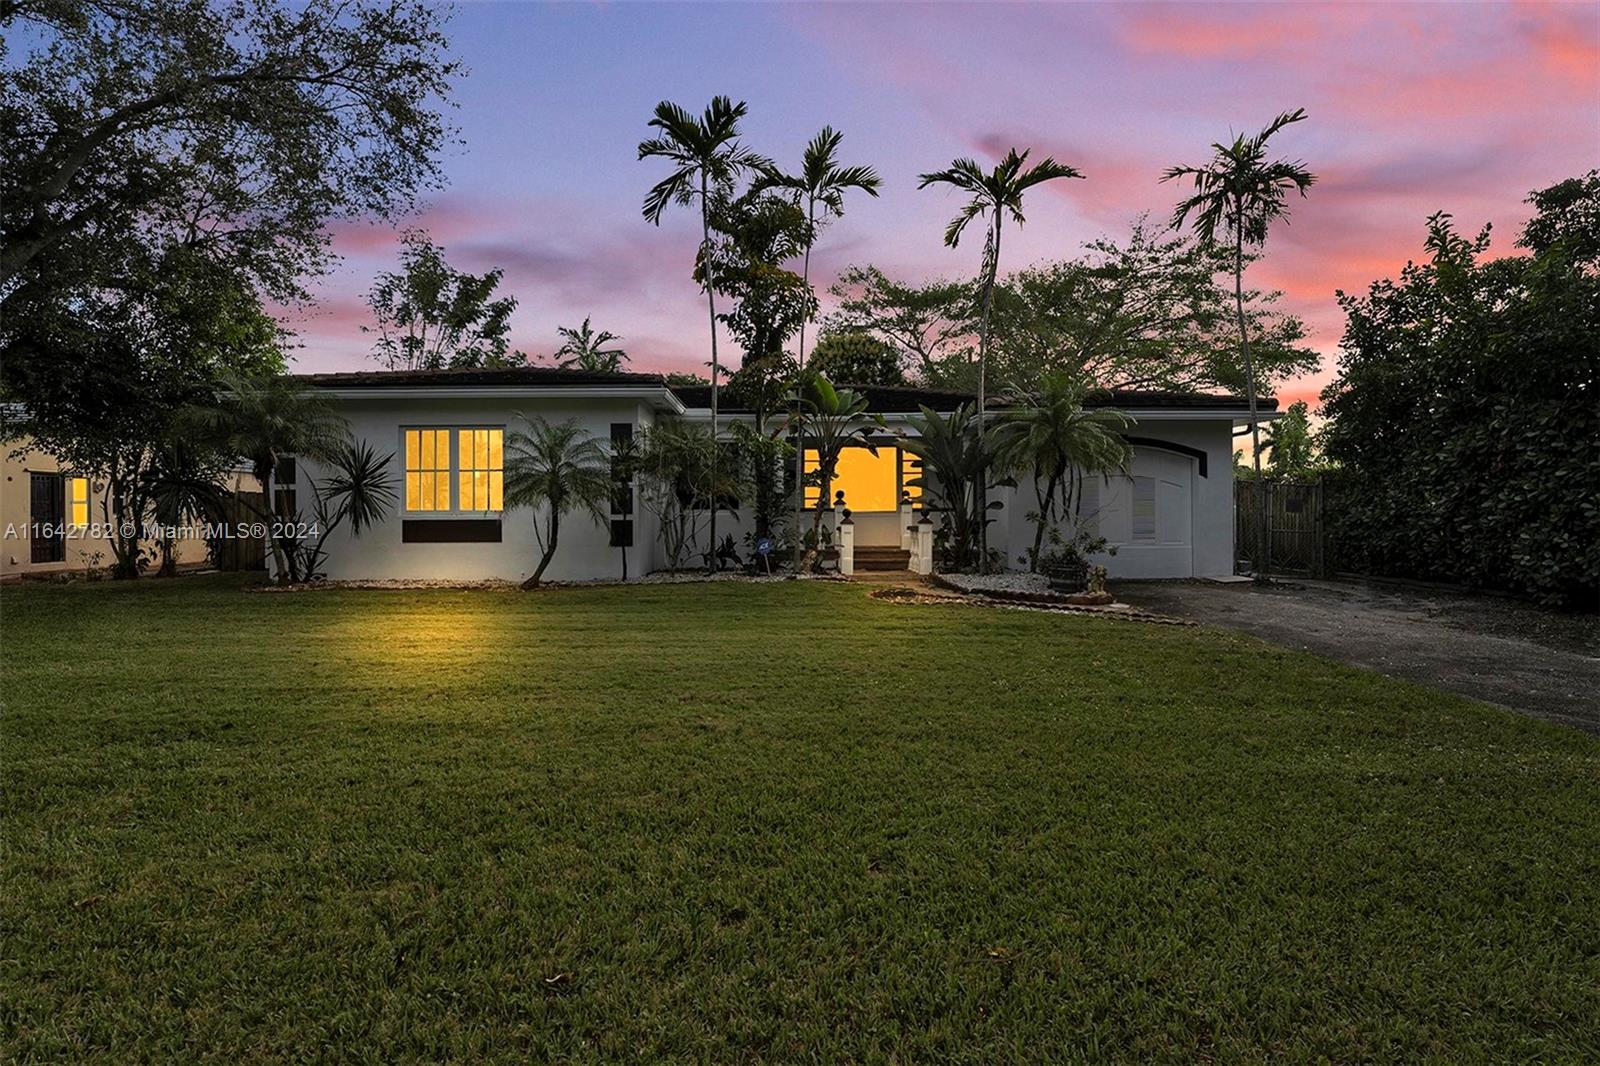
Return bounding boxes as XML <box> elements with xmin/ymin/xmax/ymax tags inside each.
<box><xmin>523</xmin><ymin>511</ymin><xmax>560</xmax><ymax>590</ymax></box>
<box><xmin>975</xmin><ymin>215</ymin><xmax>1001</xmax><ymax>572</ymax></box>
<box><xmin>793</xmin><ymin>196</ymin><xmax>815</xmax><ymax>572</ymax></box>
<box><xmin>1234</xmin><ymin>221</ymin><xmax>1269</xmax><ymax>582</ymax></box>
<box><xmin>1029</xmin><ymin>468</ymin><xmax>1061</xmax><ymax>572</ymax></box>
<box><xmin>701</xmin><ymin>174</ymin><xmax>719</xmax><ymax>574</ymax></box>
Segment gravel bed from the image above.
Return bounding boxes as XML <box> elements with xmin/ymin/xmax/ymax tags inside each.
<box><xmin>933</xmin><ymin>571</ymin><xmax>1052</xmax><ymax>595</ymax></box>
<box><xmin>250</xmin><ymin>571</ymin><xmax>845</xmax><ymax>593</ymax></box>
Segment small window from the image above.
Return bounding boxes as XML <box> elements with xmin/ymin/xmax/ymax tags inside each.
<box><xmin>610</xmin><ymin>423</ymin><xmax>634</xmax><ymax>517</ymax></box>
<box><xmin>68</xmin><ymin>476</ymin><xmax>90</xmax><ymax>528</ymax></box>
<box><xmin>1076</xmin><ymin>476</ymin><xmax>1100</xmax><ymax>538</ymax></box>
<box><xmin>609</xmin><ymin>518</ymin><xmax>634</xmax><ymax>547</ymax></box>
<box><xmin>273</xmin><ymin>457</ymin><xmax>297</xmax><ymax>517</ymax></box>
<box><xmin>456</xmin><ymin>428</ymin><xmax>504</xmax><ymax>512</ymax></box>
<box><xmin>405</xmin><ymin>429</ymin><xmax>453</xmax><ymax>512</ymax></box>
<box><xmin>1132</xmin><ymin>476</ymin><xmax>1157</xmax><ymax>541</ymax></box>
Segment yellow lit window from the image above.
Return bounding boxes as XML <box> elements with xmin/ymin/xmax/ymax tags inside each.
<box><xmin>405</xmin><ymin>428</ymin><xmax>452</xmax><ymax>512</ymax></box>
<box><xmin>457</xmin><ymin>428</ymin><xmax>504</xmax><ymax>512</ymax></box>
<box><xmin>900</xmin><ymin>450</ymin><xmax>922</xmax><ymax>504</ymax></box>
<box><xmin>803</xmin><ymin>445</ymin><xmax>903</xmax><ymax>512</ymax></box>
<box><xmin>68</xmin><ymin>476</ymin><xmax>90</xmax><ymax>527</ymax></box>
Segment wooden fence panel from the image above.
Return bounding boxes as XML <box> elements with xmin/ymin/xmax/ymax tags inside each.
<box><xmin>213</xmin><ymin>492</ymin><xmax>267</xmax><ymax>571</ymax></box>
<box><xmin>1235</xmin><ymin>480</ymin><xmax>1327</xmax><ymax>577</ymax></box>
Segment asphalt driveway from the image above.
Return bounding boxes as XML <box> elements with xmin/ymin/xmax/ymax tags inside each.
<box><xmin>1117</xmin><ymin>578</ymin><xmax>1600</xmax><ymax>735</ymax></box>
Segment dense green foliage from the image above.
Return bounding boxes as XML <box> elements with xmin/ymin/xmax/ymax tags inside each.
<box><xmin>1</xmin><ymin>0</ymin><xmax>458</xmax><ymax>306</ymax></box>
<box><xmin>807</xmin><ymin>330</ymin><xmax>905</xmax><ymax>385</ymax></box>
<box><xmin>365</xmin><ymin>231</ymin><xmax>522</xmax><ymax>370</ymax></box>
<box><xmin>4</xmin><ymin>578</ymin><xmax>1598</xmax><ymax>1060</ymax></box>
<box><xmin>1321</xmin><ymin>174</ymin><xmax>1600</xmax><ymax>608</ymax></box>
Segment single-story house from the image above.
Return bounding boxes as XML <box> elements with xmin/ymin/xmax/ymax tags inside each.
<box><xmin>285</xmin><ymin>367</ymin><xmax>1274</xmax><ymax>583</ymax></box>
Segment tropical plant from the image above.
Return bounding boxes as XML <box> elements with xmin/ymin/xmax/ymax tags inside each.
<box><xmin>1163</xmin><ymin>108</ymin><xmax>1315</xmax><ymax>581</ymax></box>
<box><xmin>784</xmin><ymin>374</ymin><xmax>882</xmax><ymax>567</ymax></box>
<box><xmin>554</xmin><ymin>317</ymin><xmax>628</xmax><ymax>373</ymax></box>
<box><xmin>639</xmin><ymin>96</ymin><xmax>771</xmax><ymax>569</ymax></box>
<box><xmin>191</xmin><ymin>371</ymin><xmax>349</xmax><ymax>584</ymax></box>
<box><xmin>755</xmin><ymin>129</ymin><xmax>882</xmax><ymax>566</ymax></box>
<box><xmin>503</xmin><ymin>416</ymin><xmax>613</xmax><ymax>589</ymax></box>
<box><xmin>365</xmin><ymin>230</ymin><xmax>522</xmax><ymax>370</ymax></box>
<box><xmin>146</xmin><ymin>440</ymin><xmax>233</xmax><ymax>577</ymax></box>
<box><xmin>993</xmin><ymin>373</ymin><xmax>1132</xmax><ymax>571</ymax></box>
<box><xmin>899</xmin><ymin>403</ymin><xmax>991</xmax><ymax>572</ymax></box>
<box><xmin>296</xmin><ymin>439</ymin><xmax>399</xmax><ymax>581</ymax></box>
<box><xmin>919</xmin><ymin>149</ymin><xmax>1083</xmax><ymax>568</ymax></box>
<box><xmin>636</xmin><ymin>420</ymin><xmax>744</xmax><ymax>573</ymax></box>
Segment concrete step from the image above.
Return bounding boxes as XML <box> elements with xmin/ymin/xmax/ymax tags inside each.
<box><xmin>853</xmin><ymin>547</ymin><xmax>912</xmax><ymax>572</ymax></box>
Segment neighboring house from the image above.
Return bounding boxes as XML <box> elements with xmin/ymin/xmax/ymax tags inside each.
<box><xmin>290</xmin><ymin>367</ymin><xmax>1274</xmax><ymax>582</ymax></box>
<box><xmin>1</xmin><ymin>437</ymin><xmax>260</xmax><ymax>580</ymax></box>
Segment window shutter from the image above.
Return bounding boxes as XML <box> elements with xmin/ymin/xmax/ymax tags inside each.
<box><xmin>1132</xmin><ymin>476</ymin><xmax>1157</xmax><ymax>541</ymax></box>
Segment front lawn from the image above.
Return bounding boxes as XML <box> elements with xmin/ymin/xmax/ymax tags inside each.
<box><xmin>3</xmin><ymin>576</ymin><xmax>1597</xmax><ymax>1061</ymax></box>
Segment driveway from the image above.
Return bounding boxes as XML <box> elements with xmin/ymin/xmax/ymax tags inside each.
<box><xmin>1116</xmin><ymin>578</ymin><xmax>1600</xmax><ymax>735</ymax></box>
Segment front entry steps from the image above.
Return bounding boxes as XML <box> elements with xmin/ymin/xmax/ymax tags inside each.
<box><xmin>853</xmin><ymin>546</ymin><xmax>912</xmax><ymax>572</ymax></box>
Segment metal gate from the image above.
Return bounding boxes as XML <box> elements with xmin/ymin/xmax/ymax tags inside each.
<box><xmin>1235</xmin><ymin>479</ymin><xmax>1326</xmax><ymax>576</ymax></box>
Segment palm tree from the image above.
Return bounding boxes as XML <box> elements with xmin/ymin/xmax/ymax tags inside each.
<box><xmin>1162</xmin><ymin>108</ymin><xmax>1315</xmax><ymax>581</ymax></box>
<box><xmin>193</xmin><ymin>371</ymin><xmax>348</xmax><ymax>584</ymax></box>
<box><xmin>783</xmin><ymin>374</ymin><xmax>882</xmax><ymax>565</ymax></box>
<box><xmin>639</xmin><ymin>96</ymin><xmax>771</xmax><ymax>570</ymax></box>
<box><xmin>919</xmin><ymin>149</ymin><xmax>1083</xmax><ymax>568</ymax></box>
<box><xmin>993</xmin><ymin>373</ymin><xmax>1132</xmax><ymax>571</ymax></box>
<box><xmin>503</xmin><ymin>415</ymin><xmax>613</xmax><ymax>589</ymax></box>
<box><xmin>608</xmin><ymin>432</ymin><xmax>643</xmax><ymax>579</ymax></box>
<box><xmin>756</xmin><ymin>127</ymin><xmax>881</xmax><ymax>570</ymax></box>
<box><xmin>554</xmin><ymin>317</ymin><xmax>628</xmax><ymax>373</ymax></box>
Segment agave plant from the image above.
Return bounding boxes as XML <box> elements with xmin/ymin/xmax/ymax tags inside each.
<box><xmin>298</xmin><ymin>439</ymin><xmax>399</xmax><ymax>581</ymax></box>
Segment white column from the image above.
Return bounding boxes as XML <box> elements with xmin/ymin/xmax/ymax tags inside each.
<box><xmin>838</xmin><ymin>513</ymin><xmax>855</xmax><ymax>576</ymax></box>
<box><xmin>912</xmin><ymin>511</ymin><xmax>934</xmax><ymax>575</ymax></box>
<box><xmin>900</xmin><ymin>493</ymin><xmax>915</xmax><ymax>551</ymax></box>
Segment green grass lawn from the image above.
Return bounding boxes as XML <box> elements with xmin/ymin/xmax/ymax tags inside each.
<box><xmin>3</xmin><ymin>576</ymin><xmax>1598</xmax><ymax>1062</ymax></box>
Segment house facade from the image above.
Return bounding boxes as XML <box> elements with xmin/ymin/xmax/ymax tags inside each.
<box><xmin>288</xmin><ymin>367</ymin><xmax>1272</xmax><ymax>583</ymax></box>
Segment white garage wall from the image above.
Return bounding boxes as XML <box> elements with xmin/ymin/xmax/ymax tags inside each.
<box><xmin>986</xmin><ymin>417</ymin><xmax>1237</xmax><ymax>579</ymax></box>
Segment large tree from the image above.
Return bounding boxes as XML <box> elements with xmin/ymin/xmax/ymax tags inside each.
<box><xmin>1</xmin><ymin>0</ymin><xmax>460</xmax><ymax>305</ymax></box>
<box><xmin>826</xmin><ymin>266</ymin><xmax>975</xmax><ymax>387</ymax></box>
<box><xmin>3</xmin><ymin>245</ymin><xmax>283</xmax><ymax>577</ymax></box>
<box><xmin>1163</xmin><ymin>108</ymin><xmax>1315</xmax><ymax>580</ymax></box>
<box><xmin>638</xmin><ymin>96</ymin><xmax>770</xmax><ymax>570</ymax></box>
<box><xmin>919</xmin><ymin>148</ymin><xmax>1083</xmax><ymax>567</ymax></box>
<box><xmin>807</xmin><ymin>331</ymin><xmax>905</xmax><ymax>387</ymax></box>
<box><xmin>365</xmin><ymin>230</ymin><xmax>521</xmax><ymax>371</ymax></box>
<box><xmin>986</xmin><ymin>220</ymin><xmax>1316</xmax><ymax>395</ymax></box>
<box><xmin>1320</xmin><ymin>175</ymin><xmax>1600</xmax><ymax>608</ymax></box>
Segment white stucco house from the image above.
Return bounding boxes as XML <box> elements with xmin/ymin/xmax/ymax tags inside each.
<box><xmin>284</xmin><ymin>366</ymin><xmax>1272</xmax><ymax>583</ymax></box>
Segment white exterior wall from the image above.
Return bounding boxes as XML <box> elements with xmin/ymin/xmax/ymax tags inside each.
<box><xmin>985</xmin><ymin>415</ymin><xmax>1238</xmax><ymax>580</ymax></box>
<box><xmin>298</xmin><ymin>395</ymin><xmax>663</xmax><ymax>583</ymax></box>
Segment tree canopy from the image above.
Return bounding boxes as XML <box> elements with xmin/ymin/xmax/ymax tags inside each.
<box><xmin>1</xmin><ymin>0</ymin><xmax>461</xmax><ymax>306</ymax></box>
<box><xmin>1320</xmin><ymin>172</ymin><xmax>1600</xmax><ymax>608</ymax></box>
<box><xmin>364</xmin><ymin>231</ymin><xmax>522</xmax><ymax>371</ymax></box>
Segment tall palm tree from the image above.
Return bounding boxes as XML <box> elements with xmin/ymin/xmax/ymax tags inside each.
<box><xmin>639</xmin><ymin>96</ymin><xmax>770</xmax><ymax>569</ymax></box>
<box><xmin>504</xmin><ymin>415</ymin><xmax>613</xmax><ymax>589</ymax></box>
<box><xmin>193</xmin><ymin>371</ymin><xmax>348</xmax><ymax>584</ymax></box>
<box><xmin>1162</xmin><ymin>108</ymin><xmax>1315</xmax><ymax>581</ymax></box>
<box><xmin>554</xmin><ymin>317</ymin><xmax>628</xmax><ymax>373</ymax></box>
<box><xmin>919</xmin><ymin>148</ymin><xmax>1083</xmax><ymax>568</ymax></box>
<box><xmin>993</xmin><ymin>373</ymin><xmax>1132</xmax><ymax>571</ymax></box>
<box><xmin>756</xmin><ymin>127</ymin><xmax>881</xmax><ymax>569</ymax></box>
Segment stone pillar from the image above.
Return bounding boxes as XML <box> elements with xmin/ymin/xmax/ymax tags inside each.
<box><xmin>900</xmin><ymin>491</ymin><xmax>915</xmax><ymax>551</ymax></box>
<box><xmin>837</xmin><ymin>509</ymin><xmax>854</xmax><ymax>576</ymax></box>
<box><xmin>912</xmin><ymin>507</ymin><xmax>934</xmax><ymax>575</ymax></box>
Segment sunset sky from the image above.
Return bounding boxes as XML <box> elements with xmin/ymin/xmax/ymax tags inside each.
<box><xmin>286</xmin><ymin>1</ymin><xmax>1600</xmax><ymax>408</ymax></box>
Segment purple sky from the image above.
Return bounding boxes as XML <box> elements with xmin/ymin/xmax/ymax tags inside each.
<box><xmin>284</xmin><ymin>1</ymin><xmax>1600</xmax><ymax>407</ymax></box>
